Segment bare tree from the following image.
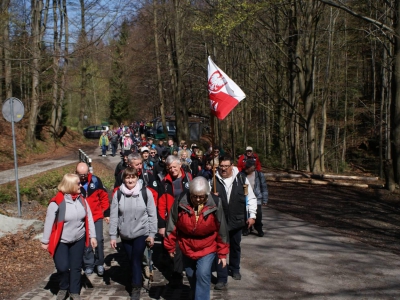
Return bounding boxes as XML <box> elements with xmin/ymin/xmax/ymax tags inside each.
<box><xmin>27</xmin><ymin>0</ymin><xmax>49</xmax><ymax>148</ymax></box>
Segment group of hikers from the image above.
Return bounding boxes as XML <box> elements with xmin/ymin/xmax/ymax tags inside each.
<box><xmin>41</xmin><ymin>122</ymin><xmax>269</xmax><ymax>300</ymax></box>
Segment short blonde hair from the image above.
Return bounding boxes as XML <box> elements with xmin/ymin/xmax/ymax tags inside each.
<box><xmin>58</xmin><ymin>174</ymin><xmax>80</xmax><ymax>194</ymax></box>
<box><xmin>179</xmin><ymin>150</ymin><xmax>189</xmax><ymax>158</ymax></box>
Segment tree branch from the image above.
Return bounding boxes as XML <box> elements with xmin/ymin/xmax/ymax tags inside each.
<box><xmin>318</xmin><ymin>0</ymin><xmax>395</xmax><ymax>34</ymax></box>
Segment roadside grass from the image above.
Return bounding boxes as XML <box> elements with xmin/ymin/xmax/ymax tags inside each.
<box><xmin>0</xmin><ymin>161</ymin><xmax>114</xmax><ymax>205</ymax></box>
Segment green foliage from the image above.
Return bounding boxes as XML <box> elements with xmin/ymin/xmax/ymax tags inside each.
<box><xmin>193</xmin><ymin>1</ymin><xmax>266</xmax><ymax>44</ymax></box>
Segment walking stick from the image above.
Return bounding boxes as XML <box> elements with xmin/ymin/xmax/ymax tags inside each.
<box><xmin>147</xmin><ymin>243</ymin><xmax>154</xmax><ymax>289</ymax></box>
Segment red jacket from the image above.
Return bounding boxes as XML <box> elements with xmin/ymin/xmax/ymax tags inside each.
<box><xmin>164</xmin><ymin>193</ymin><xmax>229</xmax><ymax>260</ymax></box>
<box><xmin>47</xmin><ymin>192</ymin><xmax>89</xmax><ymax>257</ymax></box>
<box><xmin>157</xmin><ymin>169</ymin><xmax>192</xmax><ymax>228</ymax></box>
<box><xmin>237</xmin><ymin>153</ymin><xmax>261</xmax><ymax>171</ymax></box>
<box><xmin>81</xmin><ymin>174</ymin><xmax>110</xmax><ymax>222</ymax></box>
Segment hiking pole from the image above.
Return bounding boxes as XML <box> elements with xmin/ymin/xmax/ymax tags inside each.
<box><xmin>147</xmin><ymin>242</ymin><xmax>154</xmax><ymax>289</ymax></box>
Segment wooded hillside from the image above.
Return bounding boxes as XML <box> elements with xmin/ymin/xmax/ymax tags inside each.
<box><xmin>0</xmin><ymin>0</ymin><xmax>398</xmax><ymax>185</ymax></box>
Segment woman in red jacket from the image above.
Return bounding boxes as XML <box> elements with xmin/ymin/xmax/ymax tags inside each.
<box><xmin>164</xmin><ymin>177</ymin><xmax>229</xmax><ymax>300</ymax></box>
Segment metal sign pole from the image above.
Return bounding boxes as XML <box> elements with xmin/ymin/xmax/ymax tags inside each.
<box><xmin>10</xmin><ymin>99</ymin><xmax>21</xmax><ymax>217</ymax></box>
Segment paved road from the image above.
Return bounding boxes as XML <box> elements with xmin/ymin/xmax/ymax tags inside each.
<box><xmin>5</xmin><ymin>147</ymin><xmax>400</xmax><ymax>299</ymax></box>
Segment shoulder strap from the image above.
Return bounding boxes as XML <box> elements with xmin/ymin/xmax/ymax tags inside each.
<box><xmin>143</xmin><ymin>172</ymin><xmax>149</xmax><ymax>187</ymax></box>
<box><xmin>117</xmin><ymin>189</ymin><xmax>122</xmax><ymax>203</ymax></box>
<box><xmin>142</xmin><ymin>186</ymin><xmax>148</xmax><ymax>206</ymax></box>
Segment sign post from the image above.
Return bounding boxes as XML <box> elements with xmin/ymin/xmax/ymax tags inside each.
<box><xmin>2</xmin><ymin>97</ymin><xmax>24</xmax><ymax>217</ymax></box>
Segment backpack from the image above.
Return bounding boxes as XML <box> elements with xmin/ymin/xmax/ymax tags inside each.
<box><xmin>123</xmin><ymin>137</ymin><xmax>132</xmax><ymax>150</ymax></box>
<box><xmin>116</xmin><ymin>185</ymin><xmax>148</xmax><ymax>206</ymax></box>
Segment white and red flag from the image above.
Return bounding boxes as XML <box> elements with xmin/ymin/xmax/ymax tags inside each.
<box><xmin>208</xmin><ymin>56</ymin><xmax>246</xmax><ymax>120</ymax></box>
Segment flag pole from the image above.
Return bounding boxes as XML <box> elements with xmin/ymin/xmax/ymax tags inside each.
<box><xmin>210</xmin><ymin>111</ymin><xmax>217</xmax><ymax>194</ymax></box>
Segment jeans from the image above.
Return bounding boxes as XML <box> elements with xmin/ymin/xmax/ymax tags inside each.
<box><xmin>216</xmin><ymin>227</ymin><xmax>242</xmax><ymax>283</ymax></box>
<box><xmin>101</xmin><ymin>145</ymin><xmax>107</xmax><ymax>156</ymax></box>
<box><xmin>255</xmin><ymin>204</ymin><xmax>263</xmax><ymax>232</ymax></box>
<box><xmin>183</xmin><ymin>252</ymin><xmax>216</xmax><ymax>300</ymax></box>
<box><xmin>53</xmin><ymin>236</ymin><xmax>85</xmax><ymax>294</ymax></box>
<box><xmin>121</xmin><ymin>236</ymin><xmax>147</xmax><ymax>287</ymax></box>
<box><xmin>111</xmin><ymin>143</ymin><xmax>118</xmax><ymax>156</ymax></box>
<box><xmin>83</xmin><ymin>220</ymin><xmax>104</xmax><ymax>269</ymax></box>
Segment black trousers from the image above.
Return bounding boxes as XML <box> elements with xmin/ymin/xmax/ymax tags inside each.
<box><xmin>216</xmin><ymin>227</ymin><xmax>242</xmax><ymax>283</ymax></box>
<box><xmin>254</xmin><ymin>204</ymin><xmax>263</xmax><ymax>232</ymax></box>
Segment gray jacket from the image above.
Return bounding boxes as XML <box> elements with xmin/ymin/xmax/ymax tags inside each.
<box><xmin>42</xmin><ymin>194</ymin><xmax>96</xmax><ymax>244</ymax></box>
<box><xmin>243</xmin><ymin>171</ymin><xmax>268</xmax><ymax>205</ymax></box>
<box><xmin>109</xmin><ymin>182</ymin><xmax>157</xmax><ymax>240</ymax></box>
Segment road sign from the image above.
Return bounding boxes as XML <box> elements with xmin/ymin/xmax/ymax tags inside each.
<box><xmin>2</xmin><ymin>97</ymin><xmax>24</xmax><ymax>217</ymax></box>
<box><xmin>2</xmin><ymin>97</ymin><xmax>24</xmax><ymax>122</ymax></box>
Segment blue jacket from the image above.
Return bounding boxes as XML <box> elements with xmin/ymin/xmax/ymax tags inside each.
<box><xmin>242</xmin><ymin>171</ymin><xmax>268</xmax><ymax>205</ymax></box>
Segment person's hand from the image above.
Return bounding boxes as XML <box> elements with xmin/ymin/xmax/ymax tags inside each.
<box><xmin>91</xmin><ymin>237</ymin><xmax>97</xmax><ymax>249</ymax></box>
<box><xmin>104</xmin><ymin>217</ymin><xmax>110</xmax><ymax>224</ymax></box>
<box><xmin>218</xmin><ymin>258</ymin><xmax>227</xmax><ymax>268</ymax></box>
<box><xmin>246</xmin><ymin>218</ymin><xmax>255</xmax><ymax>228</ymax></box>
<box><xmin>158</xmin><ymin>228</ymin><xmax>165</xmax><ymax>236</ymax></box>
<box><xmin>213</xmin><ymin>192</ymin><xmax>219</xmax><ymax>196</ymax></box>
<box><xmin>41</xmin><ymin>243</ymin><xmax>48</xmax><ymax>251</ymax></box>
<box><xmin>110</xmin><ymin>239</ymin><xmax>117</xmax><ymax>250</ymax></box>
<box><xmin>146</xmin><ymin>236</ymin><xmax>154</xmax><ymax>248</ymax></box>
<box><xmin>169</xmin><ymin>251</ymin><xmax>175</xmax><ymax>258</ymax></box>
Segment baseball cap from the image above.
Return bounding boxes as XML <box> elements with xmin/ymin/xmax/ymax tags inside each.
<box><xmin>246</xmin><ymin>146</ymin><xmax>253</xmax><ymax>151</ymax></box>
<box><xmin>245</xmin><ymin>159</ymin><xmax>256</xmax><ymax>169</ymax></box>
<box><xmin>141</xmin><ymin>147</ymin><xmax>149</xmax><ymax>153</ymax></box>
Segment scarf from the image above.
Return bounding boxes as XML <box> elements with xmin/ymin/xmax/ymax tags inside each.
<box><xmin>121</xmin><ymin>182</ymin><xmax>140</xmax><ymax>197</ymax></box>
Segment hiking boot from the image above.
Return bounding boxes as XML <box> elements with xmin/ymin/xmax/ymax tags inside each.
<box><xmin>131</xmin><ymin>287</ymin><xmax>141</xmax><ymax>300</ymax></box>
<box><xmin>97</xmin><ymin>265</ymin><xmax>104</xmax><ymax>276</ymax></box>
<box><xmin>84</xmin><ymin>268</ymin><xmax>93</xmax><ymax>275</ymax></box>
<box><xmin>56</xmin><ymin>290</ymin><xmax>68</xmax><ymax>300</ymax></box>
<box><xmin>69</xmin><ymin>294</ymin><xmax>81</xmax><ymax>300</ymax></box>
<box><xmin>232</xmin><ymin>272</ymin><xmax>242</xmax><ymax>280</ymax></box>
<box><xmin>214</xmin><ymin>282</ymin><xmax>228</xmax><ymax>290</ymax></box>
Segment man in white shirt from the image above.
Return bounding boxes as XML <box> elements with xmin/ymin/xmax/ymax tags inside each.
<box><xmin>211</xmin><ymin>155</ymin><xmax>257</xmax><ymax>290</ymax></box>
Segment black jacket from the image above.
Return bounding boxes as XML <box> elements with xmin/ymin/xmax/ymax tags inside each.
<box><xmin>211</xmin><ymin>173</ymin><xmax>246</xmax><ymax>231</ymax></box>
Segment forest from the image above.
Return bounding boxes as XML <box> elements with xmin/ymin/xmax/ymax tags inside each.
<box><xmin>0</xmin><ymin>0</ymin><xmax>399</xmax><ymax>188</ymax></box>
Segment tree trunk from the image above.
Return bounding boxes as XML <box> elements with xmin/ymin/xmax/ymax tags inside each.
<box><xmin>295</xmin><ymin>0</ymin><xmax>322</xmax><ymax>173</ymax></box>
<box><xmin>27</xmin><ymin>0</ymin><xmax>49</xmax><ymax>148</ymax></box>
<box><xmin>153</xmin><ymin>1</ymin><xmax>167</xmax><ymax>138</ymax></box>
<box><xmin>50</xmin><ymin>0</ymin><xmax>60</xmax><ymax>137</ymax></box>
<box><xmin>3</xmin><ymin>0</ymin><xmax>11</xmax><ymax>99</ymax></box>
<box><xmin>172</xmin><ymin>0</ymin><xmax>188</xmax><ymax>142</ymax></box>
<box><xmin>55</xmin><ymin>0</ymin><xmax>68</xmax><ymax>134</ymax></box>
<box><xmin>79</xmin><ymin>0</ymin><xmax>87</xmax><ymax>130</ymax></box>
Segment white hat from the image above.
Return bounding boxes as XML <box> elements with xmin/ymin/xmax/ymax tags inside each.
<box><xmin>141</xmin><ymin>146</ymin><xmax>149</xmax><ymax>153</ymax></box>
<box><xmin>246</xmin><ymin>146</ymin><xmax>253</xmax><ymax>151</ymax></box>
